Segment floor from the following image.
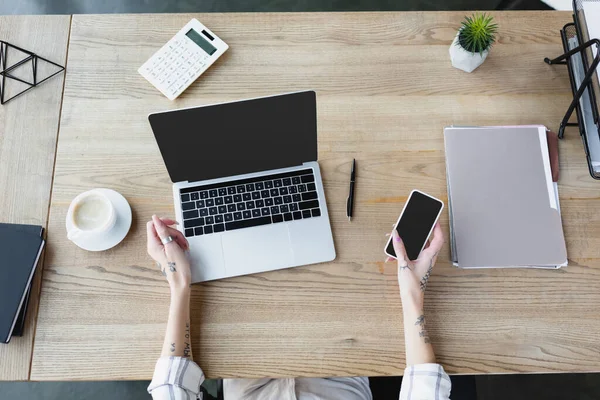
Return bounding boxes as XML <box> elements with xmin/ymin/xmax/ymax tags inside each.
<box><xmin>3</xmin><ymin>0</ymin><xmax>598</xmax><ymax>399</ymax></box>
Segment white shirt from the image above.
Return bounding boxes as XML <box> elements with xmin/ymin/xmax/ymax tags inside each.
<box><xmin>148</xmin><ymin>357</ymin><xmax>451</xmax><ymax>400</ymax></box>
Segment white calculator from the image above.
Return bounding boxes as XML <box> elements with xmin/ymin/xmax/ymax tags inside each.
<box><xmin>138</xmin><ymin>19</ymin><xmax>228</xmax><ymax>100</ymax></box>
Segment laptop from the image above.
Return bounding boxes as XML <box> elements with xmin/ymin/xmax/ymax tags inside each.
<box><xmin>149</xmin><ymin>91</ymin><xmax>336</xmax><ymax>282</ymax></box>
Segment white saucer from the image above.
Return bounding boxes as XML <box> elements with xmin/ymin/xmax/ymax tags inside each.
<box><xmin>66</xmin><ymin>189</ymin><xmax>132</xmax><ymax>252</ymax></box>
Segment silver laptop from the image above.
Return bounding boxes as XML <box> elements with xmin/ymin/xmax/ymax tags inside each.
<box><xmin>149</xmin><ymin>91</ymin><xmax>336</xmax><ymax>282</ymax></box>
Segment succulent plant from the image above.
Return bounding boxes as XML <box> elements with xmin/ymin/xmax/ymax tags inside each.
<box><xmin>457</xmin><ymin>13</ymin><xmax>498</xmax><ymax>54</ymax></box>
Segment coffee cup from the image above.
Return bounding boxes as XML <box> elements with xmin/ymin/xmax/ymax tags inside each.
<box><xmin>66</xmin><ymin>189</ymin><xmax>117</xmax><ymax>241</ymax></box>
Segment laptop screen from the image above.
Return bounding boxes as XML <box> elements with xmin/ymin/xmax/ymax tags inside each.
<box><xmin>149</xmin><ymin>91</ymin><xmax>318</xmax><ymax>183</ymax></box>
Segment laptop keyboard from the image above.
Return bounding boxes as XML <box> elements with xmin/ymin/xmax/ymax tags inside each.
<box><xmin>180</xmin><ymin>169</ymin><xmax>322</xmax><ymax>237</ymax></box>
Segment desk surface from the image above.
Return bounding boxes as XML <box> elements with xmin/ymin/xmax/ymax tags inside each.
<box><xmin>0</xmin><ymin>15</ymin><xmax>70</xmax><ymax>380</ymax></box>
<box><xmin>21</xmin><ymin>11</ymin><xmax>600</xmax><ymax>381</ymax></box>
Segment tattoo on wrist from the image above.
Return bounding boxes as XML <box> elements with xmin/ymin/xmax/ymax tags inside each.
<box><xmin>419</xmin><ymin>252</ymin><xmax>438</xmax><ymax>292</ymax></box>
<box><xmin>415</xmin><ymin>315</ymin><xmax>425</xmax><ymax>326</ymax></box>
<box><xmin>183</xmin><ymin>322</ymin><xmax>191</xmax><ymax>357</ymax></box>
<box><xmin>170</xmin><ymin>342</ymin><xmax>175</xmax><ymax>352</ymax></box>
<box><xmin>415</xmin><ymin>314</ymin><xmax>431</xmax><ymax>344</ymax></box>
<box><xmin>168</xmin><ymin>262</ymin><xmax>176</xmax><ymax>272</ymax></box>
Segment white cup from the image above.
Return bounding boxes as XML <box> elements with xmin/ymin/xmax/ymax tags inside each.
<box><xmin>66</xmin><ymin>189</ymin><xmax>117</xmax><ymax>241</ymax></box>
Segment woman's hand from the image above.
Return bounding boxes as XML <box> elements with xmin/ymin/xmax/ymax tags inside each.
<box><xmin>387</xmin><ymin>223</ymin><xmax>444</xmax><ymax>308</ymax></box>
<box><xmin>147</xmin><ymin>215</ymin><xmax>192</xmax><ymax>292</ymax></box>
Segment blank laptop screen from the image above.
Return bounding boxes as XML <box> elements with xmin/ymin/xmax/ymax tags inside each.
<box><xmin>149</xmin><ymin>91</ymin><xmax>318</xmax><ymax>183</ymax></box>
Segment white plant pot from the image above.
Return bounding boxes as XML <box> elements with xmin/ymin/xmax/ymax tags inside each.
<box><xmin>449</xmin><ymin>32</ymin><xmax>489</xmax><ymax>73</ymax></box>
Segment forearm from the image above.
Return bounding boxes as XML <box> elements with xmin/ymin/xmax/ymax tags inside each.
<box><xmin>161</xmin><ymin>288</ymin><xmax>193</xmax><ymax>359</ymax></box>
<box><xmin>402</xmin><ymin>297</ymin><xmax>435</xmax><ymax>366</ymax></box>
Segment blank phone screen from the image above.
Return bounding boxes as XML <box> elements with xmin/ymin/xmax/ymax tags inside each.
<box><xmin>386</xmin><ymin>191</ymin><xmax>443</xmax><ymax>261</ymax></box>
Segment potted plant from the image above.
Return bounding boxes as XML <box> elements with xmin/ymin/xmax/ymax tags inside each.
<box><xmin>449</xmin><ymin>13</ymin><xmax>498</xmax><ymax>73</ymax></box>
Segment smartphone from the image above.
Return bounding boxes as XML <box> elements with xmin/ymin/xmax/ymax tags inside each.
<box><xmin>384</xmin><ymin>190</ymin><xmax>444</xmax><ymax>261</ymax></box>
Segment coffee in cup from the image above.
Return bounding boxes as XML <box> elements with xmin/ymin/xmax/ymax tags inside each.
<box><xmin>67</xmin><ymin>190</ymin><xmax>116</xmax><ymax>241</ymax></box>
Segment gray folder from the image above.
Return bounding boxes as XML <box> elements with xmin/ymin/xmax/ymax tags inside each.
<box><xmin>444</xmin><ymin>126</ymin><xmax>567</xmax><ymax>268</ymax></box>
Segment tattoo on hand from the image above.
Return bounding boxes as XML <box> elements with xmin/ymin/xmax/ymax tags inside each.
<box><xmin>168</xmin><ymin>262</ymin><xmax>176</xmax><ymax>272</ymax></box>
<box><xmin>156</xmin><ymin>262</ymin><xmax>167</xmax><ymax>276</ymax></box>
<box><xmin>419</xmin><ymin>252</ymin><xmax>437</xmax><ymax>292</ymax></box>
<box><xmin>170</xmin><ymin>343</ymin><xmax>175</xmax><ymax>352</ymax></box>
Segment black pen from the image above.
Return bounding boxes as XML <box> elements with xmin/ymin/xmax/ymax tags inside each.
<box><xmin>346</xmin><ymin>159</ymin><xmax>356</xmax><ymax>222</ymax></box>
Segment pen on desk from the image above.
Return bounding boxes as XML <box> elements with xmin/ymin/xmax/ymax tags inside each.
<box><xmin>346</xmin><ymin>159</ymin><xmax>356</xmax><ymax>222</ymax></box>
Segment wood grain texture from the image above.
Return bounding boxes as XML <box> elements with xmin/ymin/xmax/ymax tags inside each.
<box><xmin>0</xmin><ymin>15</ymin><xmax>70</xmax><ymax>381</ymax></box>
<box><xmin>30</xmin><ymin>11</ymin><xmax>600</xmax><ymax>381</ymax></box>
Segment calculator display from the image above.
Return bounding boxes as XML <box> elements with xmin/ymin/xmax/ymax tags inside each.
<box><xmin>185</xmin><ymin>29</ymin><xmax>217</xmax><ymax>55</ymax></box>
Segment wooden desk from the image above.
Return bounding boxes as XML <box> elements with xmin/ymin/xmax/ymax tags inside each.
<box><xmin>29</xmin><ymin>11</ymin><xmax>600</xmax><ymax>381</ymax></box>
<box><xmin>0</xmin><ymin>15</ymin><xmax>70</xmax><ymax>380</ymax></box>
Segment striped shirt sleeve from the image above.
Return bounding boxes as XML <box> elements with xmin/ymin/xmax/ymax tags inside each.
<box><xmin>148</xmin><ymin>356</ymin><xmax>205</xmax><ymax>400</ymax></box>
<box><xmin>399</xmin><ymin>363</ymin><xmax>451</xmax><ymax>400</ymax></box>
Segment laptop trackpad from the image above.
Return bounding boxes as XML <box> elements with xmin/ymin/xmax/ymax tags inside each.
<box><xmin>222</xmin><ymin>224</ymin><xmax>293</xmax><ymax>278</ymax></box>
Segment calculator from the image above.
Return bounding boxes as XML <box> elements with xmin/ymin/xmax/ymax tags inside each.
<box><xmin>138</xmin><ymin>19</ymin><xmax>228</xmax><ymax>100</ymax></box>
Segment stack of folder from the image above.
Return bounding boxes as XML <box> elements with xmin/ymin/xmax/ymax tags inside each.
<box><xmin>444</xmin><ymin>126</ymin><xmax>567</xmax><ymax>269</ymax></box>
<box><xmin>0</xmin><ymin>223</ymin><xmax>45</xmax><ymax>343</ymax></box>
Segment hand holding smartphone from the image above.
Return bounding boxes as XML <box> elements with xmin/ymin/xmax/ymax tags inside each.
<box><xmin>385</xmin><ymin>190</ymin><xmax>444</xmax><ymax>261</ymax></box>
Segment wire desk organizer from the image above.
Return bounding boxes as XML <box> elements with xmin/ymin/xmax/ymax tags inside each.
<box><xmin>0</xmin><ymin>40</ymin><xmax>65</xmax><ymax>105</ymax></box>
<box><xmin>545</xmin><ymin>0</ymin><xmax>600</xmax><ymax>179</ymax></box>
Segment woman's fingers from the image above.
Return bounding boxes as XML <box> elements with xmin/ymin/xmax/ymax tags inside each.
<box><xmin>160</xmin><ymin>218</ymin><xmax>179</xmax><ymax>226</ymax></box>
<box><xmin>152</xmin><ymin>215</ymin><xmax>173</xmax><ymax>241</ymax></box>
<box><xmin>152</xmin><ymin>215</ymin><xmax>189</xmax><ymax>255</ymax></box>
<box><xmin>430</xmin><ymin>223</ymin><xmax>444</xmax><ymax>251</ymax></box>
<box><xmin>165</xmin><ymin>226</ymin><xmax>189</xmax><ymax>250</ymax></box>
<box><xmin>392</xmin><ymin>230</ymin><xmax>409</xmax><ymax>266</ymax></box>
<box><xmin>423</xmin><ymin>238</ymin><xmax>431</xmax><ymax>250</ymax></box>
<box><xmin>152</xmin><ymin>215</ymin><xmax>190</xmax><ymax>250</ymax></box>
<box><xmin>146</xmin><ymin>220</ymin><xmax>161</xmax><ymax>249</ymax></box>
<box><xmin>420</xmin><ymin>222</ymin><xmax>444</xmax><ymax>259</ymax></box>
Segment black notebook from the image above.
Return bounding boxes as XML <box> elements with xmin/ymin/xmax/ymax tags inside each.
<box><xmin>0</xmin><ymin>223</ymin><xmax>45</xmax><ymax>343</ymax></box>
<box><xmin>11</xmin><ymin>225</ymin><xmax>44</xmax><ymax>337</ymax></box>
